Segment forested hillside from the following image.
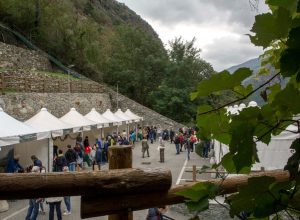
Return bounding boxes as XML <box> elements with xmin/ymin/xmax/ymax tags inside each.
<box><xmin>0</xmin><ymin>0</ymin><xmax>215</xmax><ymax>124</ymax></box>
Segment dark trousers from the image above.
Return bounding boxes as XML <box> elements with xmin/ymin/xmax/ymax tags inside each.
<box><xmin>49</xmin><ymin>201</ymin><xmax>62</xmax><ymax>220</ymax></box>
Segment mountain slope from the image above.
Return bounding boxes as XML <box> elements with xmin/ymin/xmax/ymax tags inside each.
<box><xmin>227</xmin><ymin>58</ymin><xmax>284</xmax><ymax>105</ymax></box>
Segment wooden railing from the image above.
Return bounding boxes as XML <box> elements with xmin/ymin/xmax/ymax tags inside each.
<box><xmin>0</xmin><ymin>146</ymin><xmax>291</xmax><ymax>220</ymax></box>
<box><xmin>0</xmin><ymin>72</ymin><xmax>104</xmax><ymax>93</ymax></box>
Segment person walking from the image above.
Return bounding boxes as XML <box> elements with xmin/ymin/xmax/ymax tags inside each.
<box><xmin>141</xmin><ymin>137</ymin><xmax>150</xmax><ymax>158</ymax></box>
<box><xmin>169</xmin><ymin>128</ymin><xmax>175</xmax><ymax>144</ymax></box>
<box><xmin>174</xmin><ymin>134</ymin><xmax>180</xmax><ymax>154</ymax></box>
<box><xmin>46</xmin><ymin>197</ymin><xmax>63</xmax><ymax>220</ymax></box>
<box><xmin>62</xmin><ymin>166</ymin><xmax>71</xmax><ymax>216</ymax></box>
<box><xmin>25</xmin><ymin>166</ymin><xmax>43</xmax><ymax>220</ymax></box>
<box><xmin>54</xmin><ymin>150</ymin><xmax>67</xmax><ymax>172</ymax></box>
<box><xmin>65</xmin><ymin>145</ymin><xmax>77</xmax><ymax>172</ymax></box>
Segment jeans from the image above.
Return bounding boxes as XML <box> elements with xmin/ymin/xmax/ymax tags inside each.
<box><xmin>64</xmin><ymin>196</ymin><xmax>71</xmax><ymax>212</ymax></box>
<box><xmin>49</xmin><ymin>201</ymin><xmax>62</xmax><ymax>220</ymax></box>
<box><xmin>25</xmin><ymin>199</ymin><xmax>39</xmax><ymax>220</ymax></box>
<box><xmin>187</xmin><ymin>147</ymin><xmax>191</xmax><ymax>160</ymax></box>
<box><xmin>203</xmin><ymin>144</ymin><xmax>209</xmax><ymax>158</ymax></box>
<box><xmin>68</xmin><ymin>162</ymin><xmax>76</xmax><ymax>172</ymax></box>
<box><xmin>175</xmin><ymin>144</ymin><xmax>180</xmax><ymax>154</ymax></box>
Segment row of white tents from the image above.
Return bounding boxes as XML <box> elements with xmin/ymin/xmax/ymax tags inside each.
<box><xmin>0</xmin><ymin>107</ymin><xmax>143</xmax><ymax>172</ymax></box>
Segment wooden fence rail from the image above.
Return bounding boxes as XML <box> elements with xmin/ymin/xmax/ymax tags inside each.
<box><xmin>81</xmin><ymin>170</ymin><xmax>290</xmax><ymax>218</ymax></box>
<box><xmin>0</xmin><ymin>74</ymin><xmax>104</xmax><ymax>93</ymax></box>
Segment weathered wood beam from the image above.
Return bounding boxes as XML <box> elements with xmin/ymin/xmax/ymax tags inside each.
<box><xmin>108</xmin><ymin>145</ymin><xmax>133</xmax><ymax>220</ymax></box>
<box><xmin>81</xmin><ymin>170</ymin><xmax>290</xmax><ymax>218</ymax></box>
<box><xmin>0</xmin><ymin>168</ymin><xmax>172</xmax><ymax>200</ymax></box>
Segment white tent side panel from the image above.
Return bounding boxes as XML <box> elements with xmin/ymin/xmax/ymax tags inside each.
<box><xmin>14</xmin><ymin>139</ymin><xmax>49</xmax><ymax>171</ymax></box>
<box><xmin>214</xmin><ymin>136</ymin><xmax>297</xmax><ymax>170</ymax></box>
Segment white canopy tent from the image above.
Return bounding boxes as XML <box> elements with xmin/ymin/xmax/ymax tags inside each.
<box><xmin>114</xmin><ymin>109</ymin><xmax>134</xmax><ymax>139</ymax></box>
<box><xmin>25</xmin><ymin>108</ymin><xmax>73</xmax><ymax>137</ymax></box>
<box><xmin>84</xmin><ymin>108</ymin><xmax>113</xmax><ymax>142</ymax></box>
<box><xmin>85</xmin><ymin>108</ymin><xmax>111</xmax><ymax>128</ymax></box>
<box><xmin>214</xmin><ymin>124</ymin><xmax>299</xmax><ymax>170</ymax></box>
<box><xmin>102</xmin><ymin>109</ymin><xmax>124</xmax><ymax>126</ymax></box>
<box><xmin>25</xmin><ymin>108</ymin><xmax>75</xmax><ymax>171</ymax></box>
<box><xmin>114</xmin><ymin>109</ymin><xmax>133</xmax><ymax>124</ymax></box>
<box><xmin>125</xmin><ymin>109</ymin><xmax>143</xmax><ymax>122</ymax></box>
<box><xmin>60</xmin><ymin>108</ymin><xmax>97</xmax><ymax>132</ymax></box>
<box><xmin>0</xmin><ymin>107</ymin><xmax>44</xmax><ymax>146</ymax></box>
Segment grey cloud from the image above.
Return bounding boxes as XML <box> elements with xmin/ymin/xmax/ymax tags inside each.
<box><xmin>118</xmin><ymin>0</ymin><xmax>268</xmax><ymax>30</ymax></box>
<box><xmin>202</xmin><ymin>36</ymin><xmax>263</xmax><ymax>71</ymax></box>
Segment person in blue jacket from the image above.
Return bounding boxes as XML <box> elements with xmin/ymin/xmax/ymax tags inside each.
<box><xmin>6</xmin><ymin>153</ymin><xmax>24</xmax><ymax>173</ymax></box>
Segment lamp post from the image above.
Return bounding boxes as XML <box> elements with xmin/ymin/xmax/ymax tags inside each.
<box><xmin>116</xmin><ymin>82</ymin><xmax>119</xmax><ymax>109</ymax></box>
<box><xmin>67</xmin><ymin>65</ymin><xmax>75</xmax><ymax>109</ymax></box>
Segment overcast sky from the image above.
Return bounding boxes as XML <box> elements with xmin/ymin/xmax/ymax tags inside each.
<box><xmin>117</xmin><ymin>0</ymin><xmax>269</xmax><ymax>71</ymax></box>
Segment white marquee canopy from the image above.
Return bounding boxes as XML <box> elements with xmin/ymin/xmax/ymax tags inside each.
<box><xmin>60</xmin><ymin>108</ymin><xmax>97</xmax><ymax>132</ymax></box>
<box><xmin>125</xmin><ymin>109</ymin><xmax>143</xmax><ymax>122</ymax></box>
<box><xmin>102</xmin><ymin>109</ymin><xmax>124</xmax><ymax>126</ymax></box>
<box><xmin>114</xmin><ymin>109</ymin><xmax>133</xmax><ymax>124</ymax></box>
<box><xmin>0</xmin><ymin>108</ymin><xmax>42</xmax><ymax>146</ymax></box>
<box><xmin>25</xmin><ymin>108</ymin><xmax>73</xmax><ymax>138</ymax></box>
<box><xmin>85</xmin><ymin>108</ymin><xmax>112</xmax><ymax>128</ymax></box>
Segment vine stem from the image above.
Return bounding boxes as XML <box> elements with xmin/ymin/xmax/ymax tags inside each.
<box><xmin>198</xmin><ymin>72</ymin><xmax>281</xmax><ymax>116</ymax></box>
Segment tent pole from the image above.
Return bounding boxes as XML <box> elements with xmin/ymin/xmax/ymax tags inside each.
<box><xmin>48</xmin><ymin>138</ymin><xmax>53</xmax><ymax>172</ymax></box>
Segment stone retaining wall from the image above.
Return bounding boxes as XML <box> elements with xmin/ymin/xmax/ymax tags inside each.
<box><xmin>0</xmin><ymin>93</ymin><xmax>111</xmax><ymax>120</ymax></box>
<box><xmin>0</xmin><ymin>42</ymin><xmax>185</xmax><ymax>129</ymax></box>
<box><xmin>0</xmin><ymin>42</ymin><xmax>52</xmax><ymax>71</ymax></box>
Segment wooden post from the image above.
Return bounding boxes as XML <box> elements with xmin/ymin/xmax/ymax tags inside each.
<box><xmin>0</xmin><ymin>73</ymin><xmax>4</xmax><ymax>95</ymax></box>
<box><xmin>192</xmin><ymin>165</ymin><xmax>196</xmax><ymax>182</ymax></box>
<box><xmin>43</xmin><ymin>78</ymin><xmax>46</xmax><ymax>93</ymax></box>
<box><xmin>108</xmin><ymin>145</ymin><xmax>133</xmax><ymax>220</ymax></box>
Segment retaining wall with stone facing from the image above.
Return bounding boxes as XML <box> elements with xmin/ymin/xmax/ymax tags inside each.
<box><xmin>0</xmin><ymin>42</ymin><xmax>52</xmax><ymax>71</ymax></box>
<box><xmin>0</xmin><ymin>42</ymin><xmax>185</xmax><ymax>129</ymax></box>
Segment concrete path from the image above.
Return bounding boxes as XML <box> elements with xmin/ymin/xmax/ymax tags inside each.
<box><xmin>0</xmin><ymin>140</ymin><xmax>210</xmax><ymax>220</ymax></box>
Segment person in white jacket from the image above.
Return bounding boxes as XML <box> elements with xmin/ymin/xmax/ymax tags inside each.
<box><xmin>46</xmin><ymin>196</ymin><xmax>63</xmax><ymax>220</ymax></box>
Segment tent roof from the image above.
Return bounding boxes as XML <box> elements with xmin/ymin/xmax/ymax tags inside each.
<box><xmin>85</xmin><ymin>108</ymin><xmax>111</xmax><ymax>127</ymax></box>
<box><xmin>0</xmin><ymin>107</ymin><xmax>38</xmax><ymax>138</ymax></box>
<box><xmin>272</xmin><ymin>125</ymin><xmax>299</xmax><ymax>140</ymax></box>
<box><xmin>114</xmin><ymin>109</ymin><xmax>133</xmax><ymax>123</ymax></box>
<box><xmin>25</xmin><ymin>108</ymin><xmax>72</xmax><ymax>132</ymax></box>
<box><xmin>60</xmin><ymin>108</ymin><xmax>97</xmax><ymax>128</ymax></box>
<box><xmin>0</xmin><ymin>107</ymin><xmax>41</xmax><ymax>146</ymax></box>
<box><xmin>125</xmin><ymin>109</ymin><xmax>143</xmax><ymax>122</ymax></box>
<box><xmin>102</xmin><ymin>109</ymin><xmax>124</xmax><ymax>124</ymax></box>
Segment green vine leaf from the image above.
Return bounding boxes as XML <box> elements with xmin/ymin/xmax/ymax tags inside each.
<box><xmin>192</xmin><ymin>68</ymin><xmax>252</xmax><ymax>99</ymax></box>
<box><xmin>177</xmin><ymin>182</ymin><xmax>219</xmax><ymax>213</ymax></box>
<box><xmin>284</xmin><ymin>138</ymin><xmax>300</xmax><ymax>176</ymax></box>
<box><xmin>266</xmin><ymin>0</ymin><xmax>299</xmax><ymax>13</ymax></box>
<box><xmin>227</xmin><ymin>176</ymin><xmax>285</xmax><ymax>218</ymax></box>
<box><xmin>197</xmin><ymin>105</ymin><xmax>231</xmax><ymax>144</ymax></box>
<box><xmin>250</xmin><ymin>7</ymin><xmax>292</xmax><ymax>48</ymax></box>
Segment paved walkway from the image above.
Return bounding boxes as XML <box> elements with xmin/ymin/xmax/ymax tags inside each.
<box><xmin>0</xmin><ymin>140</ymin><xmax>210</xmax><ymax>220</ymax></box>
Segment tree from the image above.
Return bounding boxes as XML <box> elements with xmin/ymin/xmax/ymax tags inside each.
<box><xmin>103</xmin><ymin>25</ymin><xmax>168</xmax><ymax>106</ymax></box>
<box><xmin>149</xmin><ymin>37</ymin><xmax>214</xmax><ymax>124</ymax></box>
<box><xmin>180</xmin><ymin>0</ymin><xmax>300</xmax><ymax>219</ymax></box>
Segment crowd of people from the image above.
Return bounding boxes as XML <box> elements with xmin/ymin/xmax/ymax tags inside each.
<box><xmin>4</xmin><ymin>125</ymin><xmax>211</xmax><ymax>220</ymax></box>
<box><xmin>133</xmin><ymin>126</ymin><xmax>199</xmax><ymax>161</ymax></box>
